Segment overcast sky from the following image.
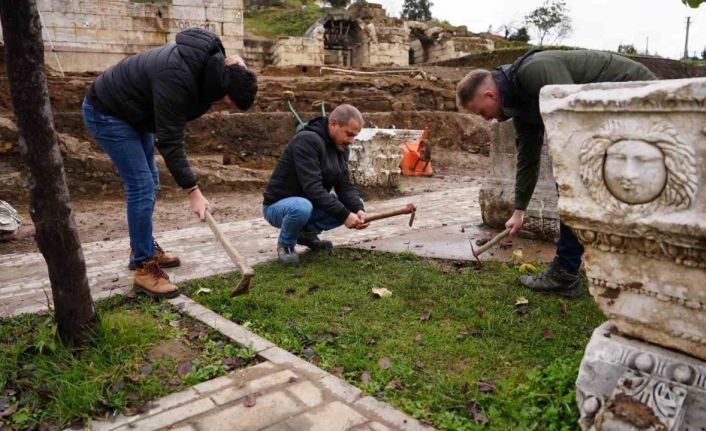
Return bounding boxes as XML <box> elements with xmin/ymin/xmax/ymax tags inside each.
<box><xmin>377</xmin><ymin>0</ymin><xmax>706</xmax><ymax>60</ymax></box>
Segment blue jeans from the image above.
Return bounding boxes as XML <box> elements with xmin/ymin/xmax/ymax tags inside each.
<box><xmin>82</xmin><ymin>98</ymin><xmax>158</xmax><ymax>266</ymax></box>
<box><xmin>556</xmin><ymin>222</ymin><xmax>584</xmax><ymax>273</ymax></box>
<box><xmin>263</xmin><ymin>197</ymin><xmax>344</xmax><ymax>248</ymax></box>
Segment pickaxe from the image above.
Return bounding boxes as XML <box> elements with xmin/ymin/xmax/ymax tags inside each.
<box><xmin>205</xmin><ymin>210</ymin><xmax>254</xmax><ymax>296</ymax></box>
<box><xmin>470</xmin><ymin>228</ymin><xmax>511</xmax><ymax>263</ymax></box>
<box><xmin>364</xmin><ymin>203</ymin><xmax>416</xmax><ymax>227</ymax></box>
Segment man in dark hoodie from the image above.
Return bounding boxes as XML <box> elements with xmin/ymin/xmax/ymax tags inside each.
<box><xmin>82</xmin><ymin>28</ymin><xmax>257</xmax><ymax>298</ymax></box>
<box><xmin>263</xmin><ymin>104</ymin><xmax>369</xmax><ymax>265</ymax></box>
<box><xmin>456</xmin><ymin>49</ymin><xmax>655</xmax><ymax>297</ymax></box>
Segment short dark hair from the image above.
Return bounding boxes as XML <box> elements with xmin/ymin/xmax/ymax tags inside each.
<box><xmin>330</xmin><ymin>104</ymin><xmax>364</xmax><ymax>127</ymax></box>
<box><xmin>224</xmin><ymin>64</ymin><xmax>258</xmax><ymax>111</ymax></box>
<box><xmin>456</xmin><ymin>69</ymin><xmax>491</xmax><ymax>108</ymax></box>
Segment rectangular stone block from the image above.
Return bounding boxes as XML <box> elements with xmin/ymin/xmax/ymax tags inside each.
<box><xmin>211</xmin><ymin>369</ymin><xmax>298</xmax><ymax>405</ymax></box>
<box><xmin>286</xmin><ymin>402</ymin><xmax>367</xmax><ymax>431</ymax></box>
<box><xmin>196</xmin><ymin>391</ymin><xmax>304</xmax><ymax>430</ymax></box>
<box><xmin>113</xmin><ymin>397</ymin><xmax>215</xmax><ymax>431</ymax></box>
<box><xmin>170</xmin><ymin>5</ymin><xmax>207</xmax><ymax>21</ymax></box>
<box><xmin>286</xmin><ymin>380</ymin><xmax>324</xmax><ymax>408</ymax></box>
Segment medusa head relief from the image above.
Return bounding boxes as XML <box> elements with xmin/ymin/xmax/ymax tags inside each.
<box><xmin>579</xmin><ymin>121</ymin><xmax>699</xmax><ymax>216</ymax></box>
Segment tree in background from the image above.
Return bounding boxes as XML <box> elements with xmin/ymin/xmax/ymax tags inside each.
<box><xmin>525</xmin><ymin>0</ymin><xmax>572</xmax><ymax>46</ymax></box>
<box><xmin>508</xmin><ymin>27</ymin><xmax>531</xmax><ymax>43</ymax></box>
<box><xmin>618</xmin><ymin>44</ymin><xmax>637</xmax><ymax>55</ymax></box>
<box><xmin>401</xmin><ymin>0</ymin><xmax>433</xmax><ymax>21</ymax></box>
<box><xmin>0</xmin><ymin>0</ymin><xmax>98</xmax><ymax>346</ymax></box>
<box><xmin>683</xmin><ymin>0</ymin><xmax>705</xmax><ymax>7</ymax></box>
<box><xmin>327</xmin><ymin>0</ymin><xmax>350</xmax><ymax>8</ymax></box>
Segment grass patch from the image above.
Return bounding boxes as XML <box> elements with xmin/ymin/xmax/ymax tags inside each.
<box><xmin>0</xmin><ymin>295</ymin><xmax>257</xmax><ymax>430</ymax></box>
<box><xmin>187</xmin><ymin>249</ymin><xmax>604</xmax><ymax>430</ymax></box>
<box><xmin>245</xmin><ymin>4</ymin><xmax>324</xmax><ymax>38</ymax></box>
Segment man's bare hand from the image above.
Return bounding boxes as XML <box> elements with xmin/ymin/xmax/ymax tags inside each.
<box><xmin>355</xmin><ymin>210</ymin><xmax>370</xmax><ymax>230</ymax></box>
<box><xmin>189</xmin><ymin>188</ymin><xmax>209</xmax><ymax>221</ymax></box>
<box><xmin>344</xmin><ymin>212</ymin><xmax>362</xmax><ymax>229</ymax></box>
<box><xmin>225</xmin><ymin>55</ymin><xmax>247</xmax><ymax>68</ymax></box>
<box><xmin>505</xmin><ymin>209</ymin><xmax>525</xmax><ymax>235</ymax></box>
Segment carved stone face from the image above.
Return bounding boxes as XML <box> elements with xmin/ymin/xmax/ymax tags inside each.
<box><xmin>603</xmin><ymin>140</ymin><xmax>667</xmax><ymax>204</ymax></box>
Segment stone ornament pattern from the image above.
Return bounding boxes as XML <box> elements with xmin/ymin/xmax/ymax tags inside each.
<box><xmin>579</xmin><ymin>121</ymin><xmax>698</xmax><ymax>216</ymax></box>
<box><xmin>577</xmin><ymin>323</ymin><xmax>706</xmax><ymax>430</ymax></box>
<box><xmin>574</xmin><ymin>228</ymin><xmax>706</xmax><ymax>269</ymax></box>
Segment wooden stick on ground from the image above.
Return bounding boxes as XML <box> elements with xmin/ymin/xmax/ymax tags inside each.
<box><xmin>205</xmin><ymin>210</ymin><xmax>254</xmax><ymax>296</ymax></box>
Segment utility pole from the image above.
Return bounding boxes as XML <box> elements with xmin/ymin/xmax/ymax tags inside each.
<box><xmin>645</xmin><ymin>36</ymin><xmax>649</xmax><ymax>55</ymax></box>
<box><xmin>684</xmin><ymin>16</ymin><xmax>692</xmax><ymax>59</ymax></box>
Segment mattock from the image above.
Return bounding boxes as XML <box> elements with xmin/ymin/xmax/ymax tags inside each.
<box><xmin>470</xmin><ymin>228</ymin><xmax>511</xmax><ymax>264</ymax></box>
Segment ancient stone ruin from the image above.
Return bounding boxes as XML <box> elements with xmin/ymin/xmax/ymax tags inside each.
<box><xmin>542</xmin><ymin>78</ymin><xmax>706</xmax><ymax>429</ymax></box>
<box><xmin>480</xmin><ymin>121</ymin><xmax>560</xmax><ymax>241</ymax></box>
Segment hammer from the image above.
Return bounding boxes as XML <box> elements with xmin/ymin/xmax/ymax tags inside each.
<box><xmin>470</xmin><ymin>228</ymin><xmax>511</xmax><ymax>263</ymax></box>
<box><xmin>205</xmin><ymin>210</ymin><xmax>254</xmax><ymax>296</ymax></box>
<box><xmin>364</xmin><ymin>203</ymin><xmax>417</xmax><ymax>227</ymax></box>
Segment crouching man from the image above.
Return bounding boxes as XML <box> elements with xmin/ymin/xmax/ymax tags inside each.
<box><xmin>263</xmin><ymin>104</ymin><xmax>369</xmax><ymax>264</ymax></box>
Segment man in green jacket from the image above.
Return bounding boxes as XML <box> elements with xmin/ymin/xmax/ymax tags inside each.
<box><xmin>456</xmin><ymin>49</ymin><xmax>656</xmax><ymax>297</ymax></box>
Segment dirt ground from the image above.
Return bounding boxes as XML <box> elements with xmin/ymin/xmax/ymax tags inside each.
<box><xmin>1</xmin><ymin>151</ymin><xmax>487</xmax><ymax>256</ymax></box>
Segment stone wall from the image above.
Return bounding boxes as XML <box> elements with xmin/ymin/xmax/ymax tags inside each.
<box><xmin>479</xmin><ymin>120</ymin><xmax>560</xmax><ymax>241</ymax></box>
<box><xmin>272</xmin><ymin>33</ymin><xmax>324</xmax><ymax>66</ymax></box>
<box><xmin>242</xmin><ymin>38</ymin><xmax>273</xmax><ymax>69</ymax></box>
<box><xmin>1</xmin><ymin>0</ymin><xmax>244</xmax><ymax>72</ymax></box>
<box><xmin>367</xmin><ymin>26</ymin><xmax>408</xmax><ymax>66</ymax></box>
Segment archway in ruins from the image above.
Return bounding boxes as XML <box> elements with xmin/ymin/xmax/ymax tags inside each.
<box><xmin>320</xmin><ymin>15</ymin><xmax>367</xmax><ymax>67</ymax></box>
<box><xmin>409</xmin><ymin>28</ymin><xmax>433</xmax><ymax>65</ymax></box>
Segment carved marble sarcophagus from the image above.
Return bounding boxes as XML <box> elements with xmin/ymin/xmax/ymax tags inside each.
<box><xmin>541</xmin><ymin>78</ymin><xmax>706</xmax><ymax>430</ymax></box>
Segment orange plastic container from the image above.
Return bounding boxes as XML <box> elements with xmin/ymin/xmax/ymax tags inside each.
<box><xmin>399</xmin><ymin>127</ymin><xmax>432</xmax><ymax>176</ymax></box>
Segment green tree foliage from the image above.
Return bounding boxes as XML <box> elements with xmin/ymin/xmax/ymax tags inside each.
<box><xmin>618</xmin><ymin>44</ymin><xmax>637</xmax><ymax>55</ymax></box>
<box><xmin>525</xmin><ymin>0</ymin><xmax>572</xmax><ymax>46</ymax></box>
<box><xmin>401</xmin><ymin>0</ymin><xmax>433</xmax><ymax>21</ymax></box>
<box><xmin>327</xmin><ymin>0</ymin><xmax>350</xmax><ymax>8</ymax></box>
<box><xmin>508</xmin><ymin>27</ymin><xmax>531</xmax><ymax>43</ymax></box>
<box><xmin>683</xmin><ymin>0</ymin><xmax>705</xmax><ymax>7</ymax></box>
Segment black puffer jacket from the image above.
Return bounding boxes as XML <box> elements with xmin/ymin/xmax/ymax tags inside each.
<box><xmin>88</xmin><ymin>28</ymin><xmax>229</xmax><ymax>188</ymax></box>
<box><xmin>263</xmin><ymin>117</ymin><xmax>364</xmax><ymax>222</ymax></box>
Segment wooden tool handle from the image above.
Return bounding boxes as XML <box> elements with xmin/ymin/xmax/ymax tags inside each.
<box><xmin>205</xmin><ymin>211</ymin><xmax>255</xmax><ymax>276</ymax></box>
<box><xmin>364</xmin><ymin>204</ymin><xmax>416</xmax><ymax>223</ymax></box>
<box><xmin>473</xmin><ymin>228</ymin><xmax>511</xmax><ymax>257</ymax></box>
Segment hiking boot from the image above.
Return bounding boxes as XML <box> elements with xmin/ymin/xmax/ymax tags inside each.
<box><xmin>297</xmin><ymin>231</ymin><xmax>333</xmax><ymax>253</ymax></box>
<box><xmin>128</xmin><ymin>242</ymin><xmax>181</xmax><ymax>270</ymax></box>
<box><xmin>277</xmin><ymin>245</ymin><xmax>299</xmax><ymax>265</ymax></box>
<box><xmin>133</xmin><ymin>258</ymin><xmax>181</xmax><ymax>299</ymax></box>
<box><xmin>519</xmin><ymin>259</ymin><xmax>582</xmax><ymax>298</ymax></box>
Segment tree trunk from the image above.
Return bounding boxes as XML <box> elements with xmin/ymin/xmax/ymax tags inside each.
<box><xmin>0</xmin><ymin>0</ymin><xmax>97</xmax><ymax>346</ymax></box>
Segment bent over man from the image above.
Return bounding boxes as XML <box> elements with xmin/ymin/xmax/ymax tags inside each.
<box><xmin>457</xmin><ymin>49</ymin><xmax>656</xmax><ymax>297</ymax></box>
<box><xmin>83</xmin><ymin>28</ymin><xmax>258</xmax><ymax>298</ymax></box>
<box><xmin>263</xmin><ymin>104</ymin><xmax>369</xmax><ymax>265</ymax></box>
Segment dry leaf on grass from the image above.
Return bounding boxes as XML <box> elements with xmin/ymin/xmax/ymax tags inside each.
<box><xmin>371</xmin><ymin>288</ymin><xmax>393</xmax><ymax>298</ymax></box>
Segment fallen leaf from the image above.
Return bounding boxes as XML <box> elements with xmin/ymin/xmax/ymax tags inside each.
<box><xmin>371</xmin><ymin>288</ymin><xmax>393</xmax><ymax>298</ymax></box>
<box><xmin>467</xmin><ymin>327</ymin><xmax>484</xmax><ymax>337</ymax></box>
<box><xmin>456</xmin><ymin>334</ymin><xmax>466</xmax><ymax>341</ymax></box>
<box><xmin>0</xmin><ymin>404</ymin><xmax>17</xmax><ymax>418</ymax></box>
<box><xmin>361</xmin><ymin>371</ymin><xmax>371</xmax><ymax>384</ymax></box>
<box><xmin>124</xmin><ymin>392</ymin><xmax>140</xmax><ymax>402</ymax></box>
<box><xmin>302</xmin><ymin>347</ymin><xmax>316</xmax><ymax>359</ymax></box>
<box><xmin>367</xmin><ymin>352</ymin><xmax>374</xmax><ymax>359</ymax></box>
<box><xmin>367</xmin><ymin>337</ymin><xmax>376</xmax><ymax>345</ymax></box>
<box><xmin>292</xmin><ymin>272</ymin><xmax>304</xmax><ymax>278</ymax></box>
<box><xmin>419</xmin><ymin>311</ymin><xmax>431</xmax><ymax>322</ymax></box>
<box><xmin>194</xmin><ymin>287</ymin><xmax>211</xmax><ymax>295</ymax></box>
<box><xmin>222</xmin><ymin>357</ymin><xmax>244</xmax><ymax>368</ymax></box>
<box><xmin>477</xmin><ymin>380</ymin><xmax>497</xmax><ymax>393</ymax></box>
<box><xmin>307</xmin><ymin>284</ymin><xmax>320</xmax><ymax>293</ymax></box>
<box><xmin>414</xmin><ymin>361</ymin><xmax>425</xmax><ymax>370</ymax></box>
<box><xmin>284</xmin><ymin>288</ymin><xmax>296</xmax><ymax>295</ymax></box>
<box><xmin>477</xmin><ymin>307</ymin><xmax>486</xmax><ymax>318</ymax></box>
<box><xmin>465</xmin><ymin>400</ymin><xmax>489</xmax><ymax>424</ymax></box>
<box><xmin>414</xmin><ymin>334</ymin><xmax>423</xmax><ymax>342</ymax></box>
<box><xmin>386</xmin><ymin>379</ymin><xmax>404</xmax><ymax>390</ymax></box>
<box><xmin>177</xmin><ymin>361</ymin><xmax>192</xmax><ymax>376</ymax></box>
<box><xmin>109</xmin><ymin>380</ymin><xmax>126</xmax><ymax>394</ymax></box>
<box><xmin>378</xmin><ymin>357</ymin><xmax>391</xmax><ymax>369</ymax></box>
<box><xmin>340</xmin><ymin>306</ymin><xmax>353</xmax><ymax>314</ymax></box>
<box><xmin>560</xmin><ymin>303</ymin><xmax>569</xmax><ymax>317</ymax></box>
<box><xmin>128</xmin><ymin>374</ymin><xmax>140</xmax><ymax>382</ymax></box>
<box><xmin>169</xmin><ymin>378</ymin><xmax>181</xmax><ymax>386</ymax></box>
<box><xmin>512</xmin><ymin>249</ymin><xmax>524</xmax><ymax>262</ymax></box>
<box><xmin>542</xmin><ymin>328</ymin><xmax>554</xmax><ymax>340</ymax></box>
<box><xmin>331</xmin><ymin>366</ymin><xmax>344</xmax><ymax>376</ymax></box>
<box><xmin>244</xmin><ymin>395</ymin><xmax>257</xmax><ymax>408</ymax></box>
<box><xmin>288</xmin><ymin>376</ymin><xmax>299</xmax><ymax>383</ymax></box>
<box><xmin>515</xmin><ymin>296</ymin><xmax>529</xmax><ymax>306</ymax></box>
<box><xmin>169</xmin><ymin>320</ymin><xmax>180</xmax><ymax>328</ymax></box>
<box><xmin>519</xmin><ymin>263</ymin><xmax>538</xmax><ymax>274</ymax></box>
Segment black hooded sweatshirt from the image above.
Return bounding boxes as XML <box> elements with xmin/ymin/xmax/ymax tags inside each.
<box><xmin>263</xmin><ymin>117</ymin><xmax>364</xmax><ymax>222</ymax></box>
<box><xmin>86</xmin><ymin>28</ymin><xmax>231</xmax><ymax>188</ymax></box>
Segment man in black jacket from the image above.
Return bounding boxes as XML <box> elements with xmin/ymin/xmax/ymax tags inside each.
<box><xmin>82</xmin><ymin>28</ymin><xmax>257</xmax><ymax>298</ymax></box>
<box><xmin>263</xmin><ymin>104</ymin><xmax>369</xmax><ymax>265</ymax></box>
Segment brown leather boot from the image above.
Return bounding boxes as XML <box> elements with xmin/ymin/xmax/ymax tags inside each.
<box><xmin>128</xmin><ymin>242</ymin><xmax>181</xmax><ymax>270</ymax></box>
<box><xmin>133</xmin><ymin>258</ymin><xmax>180</xmax><ymax>299</ymax></box>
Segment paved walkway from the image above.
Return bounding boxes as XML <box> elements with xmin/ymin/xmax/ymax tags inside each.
<box><xmin>0</xmin><ymin>186</ymin><xmax>480</xmax><ymax>317</ymax></box>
